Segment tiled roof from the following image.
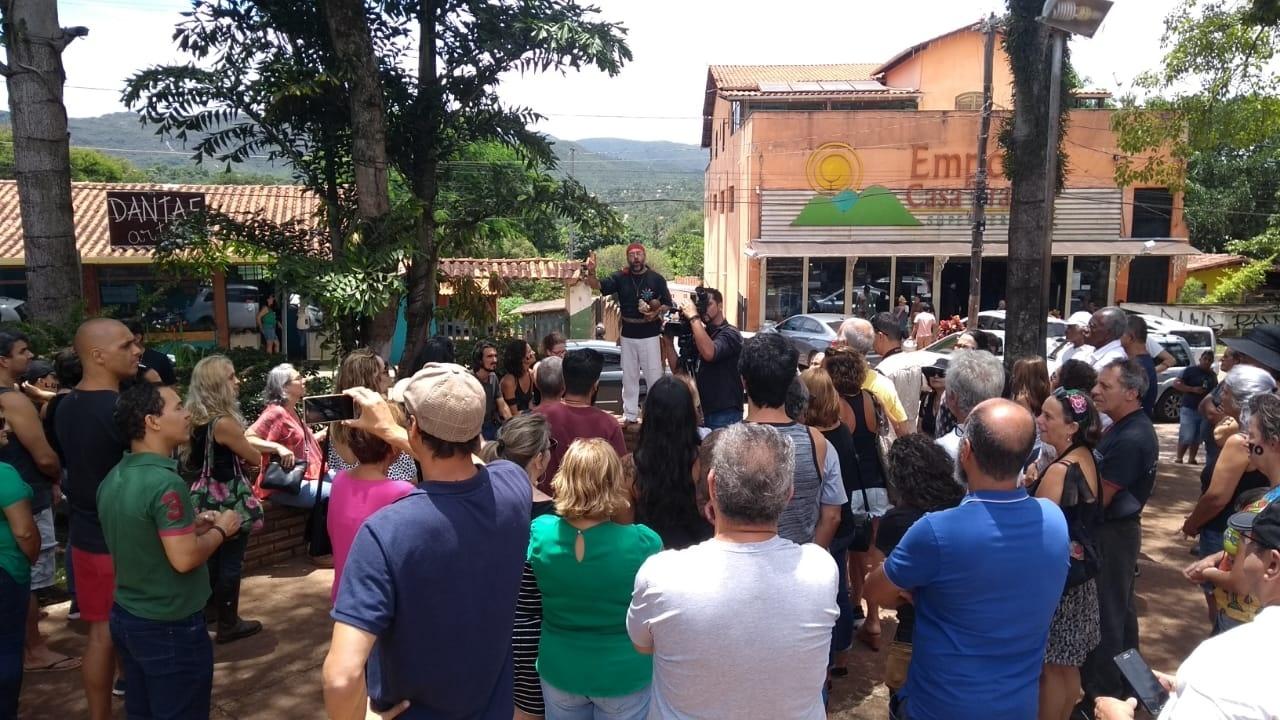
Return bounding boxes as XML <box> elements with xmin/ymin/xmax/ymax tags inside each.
<box><xmin>708</xmin><ymin>64</ymin><xmax>880</xmax><ymax>91</ymax></box>
<box><xmin>0</xmin><ymin>180</ymin><xmax>319</xmax><ymax>265</ymax></box>
<box><xmin>1186</xmin><ymin>253</ymin><xmax>1249</xmax><ymax>272</ymax></box>
<box><xmin>438</xmin><ymin>258</ymin><xmax>585</xmax><ymax>281</ymax></box>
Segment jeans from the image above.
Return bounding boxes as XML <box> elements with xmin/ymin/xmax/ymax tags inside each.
<box><xmin>266</xmin><ymin>478</ymin><xmax>330</xmax><ymax>509</ymax></box>
<box><xmin>109</xmin><ymin>605</ymin><xmax>213</xmax><ymax>720</ymax></box>
<box><xmin>1178</xmin><ymin>407</ymin><xmax>1205</xmax><ymax>448</ymax></box>
<box><xmin>0</xmin><ymin>570</ymin><xmax>28</xmax><ymax>719</ymax></box>
<box><xmin>482</xmin><ymin>421</ymin><xmax>500</xmax><ymax>442</ymax></box>
<box><xmin>208</xmin><ymin>531</ymin><xmax>249</xmax><ymax>600</ymax></box>
<box><xmin>1081</xmin><ymin>516</ymin><xmax>1142</xmax><ymax>704</ymax></box>
<box><xmin>541</xmin><ymin>681</ymin><xmax>650</xmax><ymax>720</ymax></box>
<box><xmin>702</xmin><ymin>408</ymin><xmax>743</xmax><ymax>430</ymax></box>
<box><xmin>620</xmin><ymin>336</ymin><xmax>663</xmax><ymax>422</ymax></box>
<box><xmin>829</xmin><ymin>537</ymin><xmax>855</xmax><ymax>658</ymax></box>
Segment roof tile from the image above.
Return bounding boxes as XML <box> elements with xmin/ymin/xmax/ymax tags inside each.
<box><xmin>708</xmin><ymin>64</ymin><xmax>880</xmax><ymax>91</ymax></box>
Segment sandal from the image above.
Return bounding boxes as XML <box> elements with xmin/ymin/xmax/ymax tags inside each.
<box><xmin>24</xmin><ymin>656</ymin><xmax>82</xmax><ymax>673</ymax></box>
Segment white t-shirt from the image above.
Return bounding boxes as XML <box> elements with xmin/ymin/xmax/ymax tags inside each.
<box><xmin>1159</xmin><ymin>605</ymin><xmax>1280</xmax><ymax>718</ymax></box>
<box><xmin>1090</xmin><ymin>339</ymin><xmax>1128</xmax><ymax>370</ymax></box>
<box><xmin>627</xmin><ymin>537</ymin><xmax>837</xmax><ymax>720</ymax></box>
<box><xmin>1060</xmin><ymin>343</ymin><xmax>1095</xmax><ymax>367</ymax></box>
<box><xmin>913</xmin><ymin>312</ymin><xmax>937</xmax><ymax>339</ymax></box>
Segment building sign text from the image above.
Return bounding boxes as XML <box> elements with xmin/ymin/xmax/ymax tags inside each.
<box><xmin>106</xmin><ymin>191</ymin><xmax>207</xmax><ymax>247</ymax></box>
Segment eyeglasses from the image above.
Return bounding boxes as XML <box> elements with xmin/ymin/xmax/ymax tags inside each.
<box><xmin>1239</xmin><ymin>531</ymin><xmax>1278</xmax><ymax>552</ymax></box>
<box><xmin>543</xmin><ymin>437</ymin><xmax>559</xmax><ymax>454</ymax></box>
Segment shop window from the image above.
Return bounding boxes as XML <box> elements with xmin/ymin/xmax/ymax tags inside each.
<box><xmin>1070</xmin><ymin>256</ymin><xmax>1111</xmax><ymax>313</ymax></box>
<box><xmin>955</xmin><ymin>92</ymin><xmax>983</xmax><ymax>111</ymax></box>
<box><xmin>1132</xmin><ymin>188</ymin><xmax>1173</xmax><ymax>238</ymax></box>
<box><xmin>852</xmin><ymin>258</ymin><xmax>892</xmax><ymax>318</ymax></box>
<box><xmin>895</xmin><ymin>258</ymin><xmax>934</xmax><ymax>309</ymax></box>
<box><xmin>764</xmin><ymin>258</ymin><xmax>803</xmax><ymax>321</ymax></box>
<box><xmin>807</xmin><ymin>258</ymin><xmax>846</xmax><ymax>314</ymax></box>
<box><xmin>0</xmin><ymin>268</ymin><xmax>27</xmax><ymax>302</ymax></box>
<box><xmin>727</xmin><ymin>186</ymin><xmax>735</xmax><ymax>213</ymax></box>
<box><xmin>97</xmin><ymin>265</ymin><xmax>203</xmax><ymax>331</ymax></box>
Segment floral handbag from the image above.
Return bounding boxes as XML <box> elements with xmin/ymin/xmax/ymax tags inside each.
<box><xmin>189</xmin><ymin>417</ymin><xmax>264</xmax><ymax>534</ymax></box>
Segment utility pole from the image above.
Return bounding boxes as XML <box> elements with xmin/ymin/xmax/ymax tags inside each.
<box><xmin>967</xmin><ymin>14</ymin><xmax>997</xmax><ymax>330</ymax></box>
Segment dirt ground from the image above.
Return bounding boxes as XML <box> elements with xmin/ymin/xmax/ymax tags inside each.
<box><xmin>21</xmin><ymin>425</ymin><xmax>1210</xmax><ymax>719</ymax></box>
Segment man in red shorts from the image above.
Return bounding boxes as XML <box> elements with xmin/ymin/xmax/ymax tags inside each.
<box><xmin>54</xmin><ymin>319</ymin><xmax>140</xmax><ymax>720</ymax></box>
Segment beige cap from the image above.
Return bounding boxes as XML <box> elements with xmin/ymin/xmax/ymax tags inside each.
<box><xmin>389</xmin><ymin>363</ymin><xmax>486</xmax><ymax>443</ymax></box>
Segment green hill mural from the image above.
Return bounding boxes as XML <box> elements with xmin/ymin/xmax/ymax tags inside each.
<box><xmin>792</xmin><ymin>186</ymin><xmax>922</xmax><ymax>227</ymax></box>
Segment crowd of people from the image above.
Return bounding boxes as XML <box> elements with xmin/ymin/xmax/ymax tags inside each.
<box><xmin>1</xmin><ymin>268</ymin><xmax>1280</xmax><ymax>720</ymax></box>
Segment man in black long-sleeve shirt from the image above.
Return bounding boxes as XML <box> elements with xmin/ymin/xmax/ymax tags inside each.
<box><xmin>585</xmin><ymin>243</ymin><xmax>671</xmax><ymax>423</ymax></box>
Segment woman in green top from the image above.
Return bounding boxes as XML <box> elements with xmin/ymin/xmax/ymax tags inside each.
<box><xmin>528</xmin><ymin>438</ymin><xmax>661</xmax><ymax>720</ymax></box>
<box><xmin>0</xmin><ymin>412</ymin><xmax>39</xmax><ymax>718</ymax></box>
<box><xmin>257</xmin><ymin>293</ymin><xmax>280</xmax><ymax>354</ymax></box>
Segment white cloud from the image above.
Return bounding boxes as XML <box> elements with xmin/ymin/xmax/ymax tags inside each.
<box><xmin>13</xmin><ymin>0</ymin><xmax>1182</xmax><ymax>145</ymax></box>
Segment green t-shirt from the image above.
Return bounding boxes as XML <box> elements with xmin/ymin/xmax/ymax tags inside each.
<box><xmin>528</xmin><ymin>516</ymin><xmax>661</xmax><ymax>696</ymax></box>
<box><xmin>98</xmin><ymin>452</ymin><xmax>210</xmax><ymax>621</ymax></box>
<box><xmin>0</xmin><ymin>462</ymin><xmax>33</xmax><ymax>584</ymax></box>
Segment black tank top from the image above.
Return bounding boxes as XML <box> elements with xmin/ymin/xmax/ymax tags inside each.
<box><xmin>191</xmin><ymin>421</ymin><xmax>242</xmax><ymax>482</ymax></box>
<box><xmin>508</xmin><ymin>373</ymin><xmax>534</xmax><ymax>413</ymax></box>
<box><xmin>842</xmin><ymin>391</ymin><xmax>886</xmax><ymax>490</ymax></box>
<box><xmin>1200</xmin><ymin>447</ymin><xmax>1270</xmax><ymax>533</ymax></box>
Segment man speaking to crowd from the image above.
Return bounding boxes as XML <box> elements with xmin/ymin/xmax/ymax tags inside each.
<box><xmin>670</xmin><ymin>287</ymin><xmax>744</xmax><ymax>429</ymax></box>
<box><xmin>584</xmin><ymin>244</ymin><xmax>671</xmax><ymax>424</ymax></box>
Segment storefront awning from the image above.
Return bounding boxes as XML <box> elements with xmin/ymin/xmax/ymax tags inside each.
<box><xmin>745</xmin><ymin>238</ymin><xmax>1199</xmax><ymax>259</ymax></box>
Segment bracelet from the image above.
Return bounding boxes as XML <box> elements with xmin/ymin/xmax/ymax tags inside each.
<box><xmin>211</xmin><ymin>525</ymin><xmax>229</xmax><ymax>542</ymax></box>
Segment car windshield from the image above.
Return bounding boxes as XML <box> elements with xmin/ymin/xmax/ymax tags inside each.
<box><xmin>1172</xmin><ymin>330</ymin><xmax>1213</xmax><ymax>348</ymax></box>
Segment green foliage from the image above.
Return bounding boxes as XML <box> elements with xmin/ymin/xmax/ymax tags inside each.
<box><xmin>1203</xmin><ymin>256</ymin><xmax>1275</xmax><ymax>303</ymax></box>
<box><xmin>1227</xmin><ymin>224</ymin><xmax>1280</xmax><ymax>258</ymax></box>
<box><xmin>1112</xmin><ymin>0</ymin><xmax>1280</xmax><ymax>189</ymax></box>
<box><xmin>171</xmin><ymin>346</ymin><xmax>330</xmax><ymax>421</ymax></box>
<box><xmin>9</xmin><ymin>307</ymin><xmax>88</xmax><ymax>356</ymax></box>
<box><xmin>664</xmin><ymin>232</ymin><xmax>704</xmax><ymax>279</ymax></box>
<box><xmin>1184</xmin><ymin>145</ymin><xmax>1280</xmax><ymax>251</ymax></box>
<box><xmin>0</xmin><ymin>128</ymin><xmax>148</xmax><ymax>182</ymax></box>
<box><xmin>1177</xmin><ymin>276</ymin><xmax>1207</xmax><ymax>303</ymax></box>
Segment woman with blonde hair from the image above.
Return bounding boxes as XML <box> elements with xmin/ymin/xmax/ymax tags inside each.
<box><xmin>528</xmin><ymin>438</ymin><xmax>660</xmax><ymax>719</ymax></box>
<box><xmin>186</xmin><ymin>355</ymin><xmax>282</xmax><ymax>643</ymax></box>
<box><xmin>485</xmin><ymin>414</ymin><xmax>556</xmax><ymax>719</ymax></box>
<box><xmin>329</xmin><ymin>349</ymin><xmax>417</xmax><ymax>483</ymax></box>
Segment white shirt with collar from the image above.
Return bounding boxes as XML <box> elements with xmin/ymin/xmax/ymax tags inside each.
<box><xmin>1090</xmin><ymin>339</ymin><xmax>1128</xmax><ymax>370</ymax></box>
<box><xmin>1158</xmin><ymin>605</ymin><xmax>1280</xmax><ymax>718</ymax></box>
<box><xmin>1060</xmin><ymin>343</ymin><xmax>1095</xmax><ymax>366</ymax></box>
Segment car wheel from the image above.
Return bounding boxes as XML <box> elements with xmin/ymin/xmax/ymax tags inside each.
<box><xmin>1156</xmin><ymin>389</ymin><xmax>1181</xmax><ymax>424</ymax></box>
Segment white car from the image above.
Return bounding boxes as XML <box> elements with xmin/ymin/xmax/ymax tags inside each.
<box><xmin>1132</xmin><ymin>313</ymin><xmax>1217</xmax><ymax>369</ymax></box>
<box><xmin>976</xmin><ymin>310</ymin><xmax>1068</xmax><ymax>341</ymax></box>
<box><xmin>0</xmin><ymin>297</ymin><xmax>27</xmax><ymax>323</ymax></box>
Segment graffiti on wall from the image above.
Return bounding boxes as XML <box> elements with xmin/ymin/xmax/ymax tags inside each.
<box><xmin>1123</xmin><ymin>303</ymin><xmax>1280</xmax><ymax>335</ymax></box>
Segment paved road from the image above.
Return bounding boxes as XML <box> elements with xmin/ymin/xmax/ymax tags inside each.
<box><xmin>22</xmin><ymin>426</ymin><xmax>1211</xmax><ymax>719</ymax></box>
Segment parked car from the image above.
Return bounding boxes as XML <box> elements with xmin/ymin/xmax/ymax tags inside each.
<box><xmin>185</xmin><ymin>284</ymin><xmax>261</xmax><ymax>330</ymax></box>
<box><xmin>0</xmin><ymin>297</ymin><xmax>27</xmax><ymax>323</ymax></box>
<box><xmin>976</xmin><ymin>310</ymin><xmax>1068</xmax><ymax>339</ymax></box>
<box><xmin>1130</xmin><ymin>313</ymin><xmax>1217</xmax><ymax>370</ymax></box>
<box><xmin>763</xmin><ymin>313</ymin><xmax>848</xmax><ymax>365</ymax></box>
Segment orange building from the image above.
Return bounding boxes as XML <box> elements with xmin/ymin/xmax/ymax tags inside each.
<box><xmin>701</xmin><ymin>24</ymin><xmax>1195</xmax><ymax>331</ymax></box>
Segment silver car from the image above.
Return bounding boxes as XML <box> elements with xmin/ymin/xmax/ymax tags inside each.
<box><xmin>764</xmin><ymin>313</ymin><xmax>847</xmax><ymax>366</ymax></box>
<box><xmin>563</xmin><ymin>339</ymin><xmax>665</xmax><ymax>415</ymax></box>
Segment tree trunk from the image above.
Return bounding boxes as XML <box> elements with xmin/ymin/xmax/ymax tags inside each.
<box><xmin>1</xmin><ymin>1</ymin><xmax>84</xmax><ymax>323</ymax></box>
<box><xmin>399</xmin><ymin>1</ymin><xmax>440</xmax><ymax>375</ymax></box>
<box><xmin>1002</xmin><ymin>2</ymin><xmax>1070</xmax><ymax>368</ymax></box>
<box><xmin>322</xmin><ymin>0</ymin><xmax>396</xmax><ymax>354</ymax></box>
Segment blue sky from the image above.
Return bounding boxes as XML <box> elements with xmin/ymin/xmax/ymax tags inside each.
<box><xmin>33</xmin><ymin>0</ymin><xmax>1181</xmax><ymax>145</ymax></box>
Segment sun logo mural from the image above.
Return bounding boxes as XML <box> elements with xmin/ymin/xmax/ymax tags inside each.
<box><xmin>792</xmin><ymin>142</ymin><xmax>921</xmax><ymax>227</ymax></box>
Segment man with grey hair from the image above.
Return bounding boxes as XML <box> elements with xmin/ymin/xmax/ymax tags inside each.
<box><xmin>1087</xmin><ymin>306</ymin><xmax>1132</xmax><ymax>370</ymax></box>
<box><xmin>1081</xmin><ymin>358</ymin><xmax>1159</xmax><ymax>707</ymax></box>
<box><xmin>836</xmin><ymin>318</ymin><xmax>913</xmax><ymax>437</ymax></box>
<box><xmin>534</xmin><ymin>355</ymin><xmax>564</xmax><ymax>403</ymax></box>
<box><xmin>627</xmin><ymin>422</ymin><xmax>838</xmax><ymax>720</ymax></box>
<box><xmin>936</xmin><ymin>350</ymin><xmax>1006</xmax><ymax>465</ymax></box>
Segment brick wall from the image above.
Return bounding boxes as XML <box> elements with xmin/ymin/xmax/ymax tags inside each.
<box><xmin>243</xmin><ymin>503</ymin><xmax>310</xmax><ymax>571</ymax></box>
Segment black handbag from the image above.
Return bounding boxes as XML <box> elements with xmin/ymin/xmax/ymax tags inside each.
<box><xmin>261</xmin><ymin>460</ymin><xmax>308</xmax><ymax>495</ymax></box>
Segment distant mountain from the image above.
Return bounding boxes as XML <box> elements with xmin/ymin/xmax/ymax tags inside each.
<box><xmin>0</xmin><ymin>111</ymin><xmax>707</xmax><ymax>204</ymax></box>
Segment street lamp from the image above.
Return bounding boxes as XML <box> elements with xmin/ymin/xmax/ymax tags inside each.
<box><xmin>1035</xmin><ymin>0</ymin><xmax>1112</xmax><ymax>345</ymax></box>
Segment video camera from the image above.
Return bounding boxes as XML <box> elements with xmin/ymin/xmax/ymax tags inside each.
<box><xmin>662</xmin><ymin>286</ymin><xmax>711</xmax><ymax>374</ymax></box>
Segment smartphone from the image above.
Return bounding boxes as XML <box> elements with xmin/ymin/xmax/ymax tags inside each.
<box><xmin>1114</xmin><ymin>649</ymin><xmax>1169</xmax><ymax>716</ymax></box>
<box><xmin>303</xmin><ymin>394</ymin><xmax>356</xmax><ymax>424</ymax></box>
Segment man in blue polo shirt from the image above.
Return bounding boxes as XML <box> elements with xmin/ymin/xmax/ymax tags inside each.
<box><xmin>866</xmin><ymin>398</ymin><xmax>1069</xmax><ymax>720</ymax></box>
<box><xmin>322</xmin><ymin>364</ymin><xmax>532</xmax><ymax>719</ymax></box>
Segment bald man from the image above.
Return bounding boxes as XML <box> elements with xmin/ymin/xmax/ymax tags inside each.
<box><xmin>866</xmin><ymin>399</ymin><xmax>1070</xmax><ymax>720</ymax></box>
<box><xmin>55</xmin><ymin>318</ymin><xmax>141</xmax><ymax>720</ymax></box>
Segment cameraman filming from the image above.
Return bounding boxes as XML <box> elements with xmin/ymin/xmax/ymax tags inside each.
<box><xmin>668</xmin><ymin>287</ymin><xmax>744</xmax><ymax>429</ymax></box>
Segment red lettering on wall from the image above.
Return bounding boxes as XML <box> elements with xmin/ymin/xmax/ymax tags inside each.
<box><xmin>910</xmin><ymin>145</ymin><xmax>930</xmax><ymax>179</ymax></box>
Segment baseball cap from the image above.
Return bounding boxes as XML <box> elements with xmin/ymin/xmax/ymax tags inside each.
<box><xmin>1066</xmin><ymin>311</ymin><xmax>1092</xmax><ymax>328</ymax></box>
<box><xmin>389</xmin><ymin>363</ymin><xmax>486</xmax><ymax>443</ymax></box>
<box><xmin>23</xmin><ymin>359</ymin><xmax>54</xmax><ymax>384</ymax></box>
<box><xmin>1223</xmin><ymin>325</ymin><xmax>1280</xmax><ymax>376</ymax></box>
<box><xmin>1228</xmin><ymin>501</ymin><xmax>1280</xmax><ymax>551</ymax></box>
